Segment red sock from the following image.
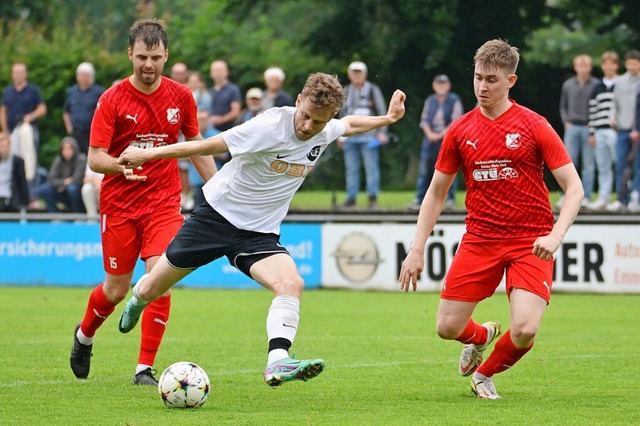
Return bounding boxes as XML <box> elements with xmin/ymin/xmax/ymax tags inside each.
<box><xmin>80</xmin><ymin>283</ymin><xmax>117</xmax><ymax>337</ymax></box>
<box><xmin>138</xmin><ymin>294</ymin><xmax>171</xmax><ymax>366</ymax></box>
<box><xmin>455</xmin><ymin>319</ymin><xmax>488</xmax><ymax>345</ymax></box>
<box><xmin>477</xmin><ymin>330</ymin><xmax>533</xmax><ymax>377</ymax></box>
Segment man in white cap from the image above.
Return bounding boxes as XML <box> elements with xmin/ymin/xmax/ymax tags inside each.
<box><xmin>241</xmin><ymin>87</ymin><xmax>264</xmax><ymax>123</ymax></box>
<box><xmin>338</xmin><ymin>61</ymin><xmax>388</xmax><ymax>209</ymax></box>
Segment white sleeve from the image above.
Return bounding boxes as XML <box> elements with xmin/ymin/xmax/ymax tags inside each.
<box><xmin>325</xmin><ymin>118</ymin><xmax>346</xmax><ymax>142</ymax></box>
<box><xmin>221</xmin><ymin>110</ymin><xmax>281</xmax><ymax>156</ymax></box>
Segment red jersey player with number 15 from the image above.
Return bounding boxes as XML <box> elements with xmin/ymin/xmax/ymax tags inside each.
<box><xmin>399</xmin><ymin>39</ymin><xmax>583</xmax><ymax>400</ymax></box>
<box><xmin>69</xmin><ymin>19</ymin><xmax>216</xmax><ymax>385</ymax></box>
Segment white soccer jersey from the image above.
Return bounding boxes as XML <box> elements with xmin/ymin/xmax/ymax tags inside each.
<box><xmin>202</xmin><ymin>107</ymin><xmax>346</xmax><ymax>234</ymax></box>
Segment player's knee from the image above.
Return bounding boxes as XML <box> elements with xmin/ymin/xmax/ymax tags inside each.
<box><xmin>510</xmin><ymin>324</ymin><xmax>538</xmax><ymax>346</ymax></box>
<box><xmin>272</xmin><ymin>275</ymin><xmax>304</xmax><ymax>297</ymax></box>
<box><xmin>103</xmin><ymin>279</ymin><xmax>131</xmax><ymax>303</ymax></box>
<box><xmin>136</xmin><ymin>276</ymin><xmax>165</xmax><ymax>301</ymax></box>
<box><xmin>435</xmin><ymin>321</ymin><xmax>460</xmax><ymax>340</ymax></box>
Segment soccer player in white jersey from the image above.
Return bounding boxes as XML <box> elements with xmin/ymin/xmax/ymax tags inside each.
<box><xmin>116</xmin><ymin>73</ymin><xmax>406</xmax><ymax>387</ymax></box>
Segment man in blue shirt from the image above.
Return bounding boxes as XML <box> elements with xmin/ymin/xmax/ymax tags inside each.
<box><xmin>63</xmin><ymin>62</ymin><xmax>105</xmax><ymax>154</ymax></box>
<box><xmin>208</xmin><ymin>60</ymin><xmax>242</xmax><ymax>167</ymax></box>
<box><xmin>0</xmin><ymin>62</ymin><xmax>47</xmax><ymax>184</ymax></box>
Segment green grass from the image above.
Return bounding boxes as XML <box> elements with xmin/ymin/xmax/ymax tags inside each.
<box><xmin>1</xmin><ymin>289</ymin><xmax>638</xmax><ymax>425</ymax></box>
<box><xmin>290</xmin><ymin>190</ymin><xmax>564</xmax><ymax>210</ymax></box>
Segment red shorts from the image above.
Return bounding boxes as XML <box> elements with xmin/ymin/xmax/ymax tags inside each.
<box><xmin>100</xmin><ymin>207</ymin><xmax>184</xmax><ymax>275</ymax></box>
<box><xmin>441</xmin><ymin>233</ymin><xmax>554</xmax><ymax>303</ymax></box>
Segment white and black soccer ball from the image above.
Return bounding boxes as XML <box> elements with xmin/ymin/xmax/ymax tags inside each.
<box><xmin>158</xmin><ymin>361</ymin><xmax>211</xmax><ymax>409</ymax></box>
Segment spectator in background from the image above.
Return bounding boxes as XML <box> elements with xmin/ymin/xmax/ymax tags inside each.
<box><xmin>408</xmin><ymin>74</ymin><xmax>463</xmax><ymax>211</ymax></box>
<box><xmin>170</xmin><ymin>62</ymin><xmax>192</xmax><ymax>210</ymax></box>
<box><xmin>241</xmin><ymin>87</ymin><xmax>264</xmax><ymax>124</ymax></box>
<box><xmin>187</xmin><ymin>71</ymin><xmax>212</xmax><ymax>117</ymax></box>
<box><xmin>209</xmin><ymin>60</ymin><xmax>242</xmax><ymax>168</ymax></box>
<box><xmin>0</xmin><ymin>62</ymin><xmax>47</xmax><ymax>184</ymax></box>
<box><xmin>186</xmin><ymin>70</ymin><xmax>215</xmax><ymax>208</ymax></box>
<box><xmin>558</xmin><ymin>54</ymin><xmax>598</xmax><ymax>208</ymax></box>
<box><xmin>261</xmin><ymin>67</ymin><xmax>294</xmax><ymax>111</ymax></box>
<box><xmin>586</xmin><ymin>51</ymin><xmax>619</xmax><ymax>211</ymax></box>
<box><xmin>0</xmin><ymin>132</ymin><xmax>29</xmax><ymax>212</ymax></box>
<box><xmin>623</xmin><ymin>82</ymin><xmax>640</xmax><ymax>213</ymax></box>
<box><xmin>608</xmin><ymin>50</ymin><xmax>640</xmax><ymax>212</ymax></box>
<box><xmin>170</xmin><ymin>62</ymin><xmax>189</xmax><ymax>84</ymax></box>
<box><xmin>34</xmin><ymin>136</ymin><xmax>86</xmax><ymax>213</ymax></box>
<box><xmin>338</xmin><ymin>61</ymin><xmax>388</xmax><ymax>209</ymax></box>
<box><xmin>209</xmin><ymin>60</ymin><xmax>242</xmax><ymax>130</ymax></box>
<box><xmin>81</xmin><ymin>163</ymin><xmax>103</xmax><ymax>220</ymax></box>
<box><xmin>63</xmin><ymin>62</ymin><xmax>105</xmax><ymax>154</ymax></box>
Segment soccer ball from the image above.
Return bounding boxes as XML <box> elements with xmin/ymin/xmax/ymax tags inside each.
<box><xmin>158</xmin><ymin>361</ymin><xmax>211</xmax><ymax>409</ymax></box>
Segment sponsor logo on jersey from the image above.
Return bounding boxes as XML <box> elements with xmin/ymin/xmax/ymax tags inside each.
<box><xmin>166</xmin><ymin>108</ymin><xmax>180</xmax><ymax>124</ymax></box>
<box><xmin>505</xmin><ymin>133</ymin><xmax>521</xmax><ymax>149</ymax></box>
<box><xmin>276</xmin><ymin>154</ymin><xmax>290</xmax><ymax>159</ymax></box>
<box><xmin>307</xmin><ymin>145</ymin><xmax>321</xmax><ymax>161</ymax></box>
<box><xmin>473</xmin><ymin>167</ymin><xmax>519</xmax><ymax>181</ymax></box>
<box><xmin>498</xmin><ymin>167</ymin><xmax>519</xmax><ymax>179</ymax></box>
<box><xmin>473</xmin><ymin>159</ymin><xmax>518</xmax><ymax>182</ymax></box>
<box><xmin>465</xmin><ymin>139</ymin><xmax>478</xmax><ymax>150</ymax></box>
<box><xmin>125</xmin><ymin>113</ymin><xmax>138</xmax><ymax>124</ymax></box>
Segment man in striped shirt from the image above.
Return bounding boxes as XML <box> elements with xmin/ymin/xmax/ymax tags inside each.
<box><xmin>587</xmin><ymin>51</ymin><xmax>619</xmax><ymax>210</ymax></box>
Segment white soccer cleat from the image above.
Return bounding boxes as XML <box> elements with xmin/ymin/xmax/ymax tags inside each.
<box><xmin>471</xmin><ymin>376</ymin><xmax>502</xmax><ymax>400</ymax></box>
<box><xmin>458</xmin><ymin>321</ymin><xmax>501</xmax><ymax>377</ymax></box>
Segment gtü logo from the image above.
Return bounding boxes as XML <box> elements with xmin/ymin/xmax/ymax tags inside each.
<box><xmin>473</xmin><ymin>169</ymin><xmax>498</xmax><ymax>181</ymax></box>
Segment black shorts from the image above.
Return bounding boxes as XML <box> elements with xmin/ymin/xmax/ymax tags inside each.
<box><xmin>165</xmin><ymin>203</ymin><xmax>289</xmax><ymax>278</ymax></box>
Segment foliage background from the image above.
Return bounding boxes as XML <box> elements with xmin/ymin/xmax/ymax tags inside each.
<box><xmin>1</xmin><ymin>0</ymin><xmax>639</xmax><ymax>190</ymax></box>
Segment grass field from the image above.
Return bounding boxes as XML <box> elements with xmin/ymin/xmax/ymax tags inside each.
<box><xmin>1</xmin><ymin>287</ymin><xmax>639</xmax><ymax>425</ymax></box>
<box><xmin>289</xmin><ymin>190</ymin><xmax>564</xmax><ymax>210</ymax></box>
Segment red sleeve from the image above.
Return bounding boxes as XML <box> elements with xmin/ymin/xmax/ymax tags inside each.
<box><xmin>180</xmin><ymin>88</ymin><xmax>200</xmax><ymax>139</ymax></box>
<box><xmin>435</xmin><ymin>124</ymin><xmax>462</xmax><ymax>175</ymax></box>
<box><xmin>536</xmin><ymin>121</ymin><xmax>572</xmax><ymax>170</ymax></box>
<box><xmin>90</xmin><ymin>96</ymin><xmax>116</xmax><ymax>149</ymax></box>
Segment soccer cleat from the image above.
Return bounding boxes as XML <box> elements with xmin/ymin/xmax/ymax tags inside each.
<box><xmin>471</xmin><ymin>376</ymin><xmax>502</xmax><ymax>400</ymax></box>
<box><xmin>132</xmin><ymin>368</ymin><xmax>159</xmax><ymax>386</ymax></box>
<box><xmin>458</xmin><ymin>321</ymin><xmax>502</xmax><ymax>377</ymax></box>
<box><xmin>70</xmin><ymin>323</ymin><xmax>93</xmax><ymax>379</ymax></box>
<box><xmin>118</xmin><ymin>298</ymin><xmax>146</xmax><ymax>333</ymax></box>
<box><xmin>263</xmin><ymin>356</ymin><xmax>325</xmax><ymax>388</ymax></box>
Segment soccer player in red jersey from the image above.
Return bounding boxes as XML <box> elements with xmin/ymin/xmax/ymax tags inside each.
<box><xmin>399</xmin><ymin>39</ymin><xmax>583</xmax><ymax>399</ymax></box>
<box><xmin>69</xmin><ymin>19</ymin><xmax>216</xmax><ymax>385</ymax></box>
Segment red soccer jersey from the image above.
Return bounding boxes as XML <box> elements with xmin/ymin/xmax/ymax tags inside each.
<box><xmin>437</xmin><ymin>100</ymin><xmax>572</xmax><ymax>238</ymax></box>
<box><xmin>90</xmin><ymin>77</ymin><xmax>199</xmax><ymax>219</ymax></box>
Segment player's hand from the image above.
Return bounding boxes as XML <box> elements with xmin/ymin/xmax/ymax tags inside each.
<box><xmin>118</xmin><ymin>146</ymin><xmax>150</xmax><ymax>168</ymax></box>
<box><xmin>120</xmin><ymin>164</ymin><xmax>147</xmax><ymax>181</ymax></box>
<box><xmin>398</xmin><ymin>248</ymin><xmax>424</xmax><ymax>292</ymax></box>
<box><xmin>532</xmin><ymin>233</ymin><xmax>562</xmax><ymax>261</ymax></box>
<box><xmin>386</xmin><ymin>90</ymin><xmax>406</xmax><ymax>124</ymax></box>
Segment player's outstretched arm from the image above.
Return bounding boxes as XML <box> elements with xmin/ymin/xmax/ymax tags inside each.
<box><xmin>89</xmin><ymin>147</ymin><xmax>146</xmax><ymax>181</ymax></box>
<box><xmin>118</xmin><ymin>134</ymin><xmax>229</xmax><ymax>168</ymax></box>
<box><xmin>341</xmin><ymin>89</ymin><xmax>406</xmax><ymax>136</ymax></box>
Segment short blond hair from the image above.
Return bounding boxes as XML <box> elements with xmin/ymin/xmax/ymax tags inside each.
<box><xmin>474</xmin><ymin>39</ymin><xmax>520</xmax><ymax>74</ymax></box>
